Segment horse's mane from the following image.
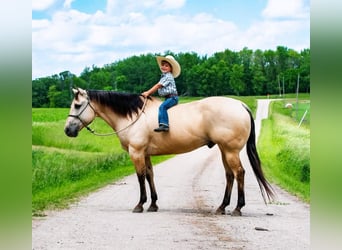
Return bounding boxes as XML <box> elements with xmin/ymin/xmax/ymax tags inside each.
<box><xmin>87</xmin><ymin>90</ymin><xmax>145</xmax><ymax>118</ymax></box>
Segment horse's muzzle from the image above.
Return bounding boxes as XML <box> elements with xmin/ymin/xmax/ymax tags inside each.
<box><xmin>64</xmin><ymin>124</ymin><xmax>79</xmax><ymax>137</ymax></box>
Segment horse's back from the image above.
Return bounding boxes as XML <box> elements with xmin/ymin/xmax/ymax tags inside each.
<box><xmin>170</xmin><ymin>96</ymin><xmax>250</xmax><ymax>142</ymax></box>
<box><xmin>170</xmin><ymin>96</ymin><xmax>249</xmax><ymax>127</ymax></box>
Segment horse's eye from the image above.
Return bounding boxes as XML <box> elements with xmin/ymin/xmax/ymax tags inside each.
<box><xmin>74</xmin><ymin>103</ymin><xmax>82</xmax><ymax>109</ymax></box>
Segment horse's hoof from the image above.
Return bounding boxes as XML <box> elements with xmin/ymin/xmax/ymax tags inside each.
<box><xmin>215</xmin><ymin>207</ymin><xmax>225</xmax><ymax>215</ymax></box>
<box><xmin>231</xmin><ymin>209</ymin><xmax>242</xmax><ymax>216</ymax></box>
<box><xmin>147</xmin><ymin>204</ymin><xmax>159</xmax><ymax>212</ymax></box>
<box><xmin>132</xmin><ymin>205</ymin><xmax>144</xmax><ymax>213</ymax></box>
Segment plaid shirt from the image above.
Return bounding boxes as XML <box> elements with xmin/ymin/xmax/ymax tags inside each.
<box><xmin>158</xmin><ymin>72</ymin><xmax>178</xmax><ymax>97</ymax></box>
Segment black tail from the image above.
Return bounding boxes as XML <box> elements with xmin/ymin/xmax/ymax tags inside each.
<box><xmin>244</xmin><ymin>106</ymin><xmax>275</xmax><ymax>203</ymax></box>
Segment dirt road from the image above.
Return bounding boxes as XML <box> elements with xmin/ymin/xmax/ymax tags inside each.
<box><xmin>32</xmin><ymin>99</ymin><xmax>310</xmax><ymax>250</ymax></box>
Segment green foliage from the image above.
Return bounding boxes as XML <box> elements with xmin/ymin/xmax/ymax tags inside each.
<box><xmin>32</xmin><ymin>108</ymin><xmax>69</xmax><ymax>122</ymax></box>
<box><xmin>258</xmin><ymin>100</ymin><xmax>310</xmax><ymax>202</ymax></box>
<box><xmin>32</xmin><ymin>47</ymin><xmax>310</xmax><ymax>107</ymax></box>
<box><xmin>32</xmin><ymin>149</ymin><xmax>129</xmax><ymax>193</ymax></box>
<box><xmin>32</xmin><ymin>147</ymin><xmax>133</xmax><ymax>212</ymax></box>
<box><xmin>230</xmin><ymin>64</ymin><xmax>245</xmax><ymax>95</ymax></box>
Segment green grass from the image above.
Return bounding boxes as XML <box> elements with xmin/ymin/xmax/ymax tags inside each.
<box><xmin>32</xmin><ymin>147</ymin><xmax>134</xmax><ymax>212</ymax></box>
<box><xmin>280</xmin><ymin>99</ymin><xmax>310</xmax><ymax>127</ymax></box>
<box><xmin>258</xmin><ymin>100</ymin><xmax>310</xmax><ymax>202</ymax></box>
<box><xmin>32</xmin><ymin>108</ymin><xmax>69</xmax><ymax>122</ymax></box>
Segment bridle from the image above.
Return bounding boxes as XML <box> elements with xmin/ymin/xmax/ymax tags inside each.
<box><xmin>68</xmin><ymin>96</ymin><xmax>148</xmax><ymax>136</ymax></box>
<box><xmin>68</xmin><ymin>97</ymin><xmax>97</xmax><ymax>134</ymax></box>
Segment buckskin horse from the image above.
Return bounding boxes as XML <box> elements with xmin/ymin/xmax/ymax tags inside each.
<box><xmin>64</xmin><ymin>88</ymin><xmax>274</xmax><ymax>216</ymax></box>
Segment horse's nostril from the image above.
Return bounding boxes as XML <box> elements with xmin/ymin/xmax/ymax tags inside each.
<box><xmin>64</xmin><ymin>125</ymin><xmax>78</xmax><ymax>137</ymax></box>
<box><xmin>64</xmin><ymin>127</ymin><xmax>70</xmax><ymax>136</ymax></box>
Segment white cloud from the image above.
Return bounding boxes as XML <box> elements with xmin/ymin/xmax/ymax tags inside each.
<box><xmin>32</xmin><ymin>19</ymin><xmax>50</xmax><ymax>30</ymax></box>
<box><xmin>262</xmin><ymin>0</ymin><xmax>310</xmax><ymax>19</ymax></box>
<box><xmin>32</xmin><ymin>0</ymin><xmax>310</xmax><ymax>79</ymax></box>
<box><xmin>244</xmin><ymin>19</ymin><xmax>310</xmax><ymax>51</ymax></box>
<box><xmin>161</xmin><ymin>0</ymin><xmax>186</xmax><ymax>9</ymax></box>
<box><xmin>32</xmin><ymin>0</ymin><xmax>57</xmax><ymax>11</ymax></box>
<box><xmin>106</xmin><ymin>0</ymin><xmax>185</xmax><ymax>17</ymax></box>
<box><xmin>63</xmin><ymin>0</ymin><xmax>75</xmax><ymax>9</ymax></box>
<box><xmin>32</xmin><ymin>9</ymin><xmax>238</xmax><ymax>78</ymax></box>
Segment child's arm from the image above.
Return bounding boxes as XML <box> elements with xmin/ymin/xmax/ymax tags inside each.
<box><xmin>142</xmin><ymin>83</ymin><xmax>162</xmax><ymax>97</ymax></box>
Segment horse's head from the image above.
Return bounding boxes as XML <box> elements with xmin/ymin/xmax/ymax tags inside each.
<box><xmin>64</xmin><ymin>88</ymin><xmax>96</xmax><ymax>137</ymax></box>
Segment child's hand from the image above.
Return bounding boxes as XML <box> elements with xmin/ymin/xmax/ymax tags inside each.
<box><xmin>141</xmin><ymin>91</ymin><xmax>149</xmax><ymax>97</ymax></box>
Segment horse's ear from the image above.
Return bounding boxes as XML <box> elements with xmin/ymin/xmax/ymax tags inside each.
<box><xmin>78</xmin><ymin>88</ymin><xmax>87</xmax><ymax>96</ymax></box>
<box><xmin>72</xmin><ymin>88</ymin><xmax>78</xmax><ymax>95</ymax></box>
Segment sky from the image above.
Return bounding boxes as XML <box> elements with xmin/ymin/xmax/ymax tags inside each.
<box><xmin>32</xmin><ymin>0</ymin><xmax>310</xmax><ymax>79</ymax></box>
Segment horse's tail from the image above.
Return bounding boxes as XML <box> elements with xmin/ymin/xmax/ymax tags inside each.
<box><xmin>244</xmin><ymin>106</ymin><xmax>275</xmax><ymax>204</ymax></box>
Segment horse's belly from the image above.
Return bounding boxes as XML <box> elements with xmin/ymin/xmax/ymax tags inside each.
<box><xmin>146</xmin><ymin>137</ymin><xmax>206</xmax><ymax>156</ymax></box>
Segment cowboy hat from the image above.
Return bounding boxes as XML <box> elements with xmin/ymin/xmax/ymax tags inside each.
<box><xmin>156</xmin><ymin>55</ymin><xmax>181</xmax><ymax>78</ymax></box>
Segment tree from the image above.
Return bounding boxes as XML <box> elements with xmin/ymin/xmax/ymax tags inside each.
<box><xmin>251</xmin><ymin>49</ymin><xmax>266</xmax><ymax>95</ymax></box>
<box><xmin>47</xmin><ymin>85</ymin><xmax>65</xmax><ymax>107</ymax></box>
<box><xmin>177</xmin><ymin>52</ymin><xmax>202</xmax><ymax>95</ymax></box>
<box><xmin>230</xmin><ymin>64</ymin><xmax>245</xmax><ymax>96</ymax></box>
<box><xmin>32</xmin><ymin>47</ymin><xmax>310</xmax><ymax>107</ymax></box>
<box><xmin>299</xmin><ymin>49</ymin><xmax>310</xmax><ymax>92</ymax></box>
<box><xmin>32</xmin><ymin>77</ymin><xmax>57</xmax><ymax>107</ymax></box>
<box><xmin>239</xmin><ymin>47</ymin><xmax>253</xmax><ymax>95</ymax></box>
<box><xmin>263</xmin><ymin>49</ymin><xmax>277</xmax><ymax>94</ymax></box>
<box><xmin>214</xmin><ymin>59</ymin><xmax>231</xmax><ymax>95</ymax></box>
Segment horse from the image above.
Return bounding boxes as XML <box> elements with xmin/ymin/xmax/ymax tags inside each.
<box><xmin>64</xmin><ymin>87</ymin><xmax>274</xmax><ymax>216</ymax></box>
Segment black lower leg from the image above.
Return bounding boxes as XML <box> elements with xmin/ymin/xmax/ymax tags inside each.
<box><xmin>232</xmin><ymin>189</ymin><xmax>245</xmax><ymax>216</ymax></box>
<box><xmin>232</xmin><ymin>169</ymin><xmax>245</xmax><ymax>216</ymax></box>
<box><xmin>216</xmin><ymin>173</ymin><xmax>234</xmax><ymax>214</ymax></box>
<box><xmin>133</xmin><ymin>174</ymin><xmax>147</xmax><ymax>213</ymax></box>
<box><xmin>146</xmin><ymin>167</ymin><xmax>158</xmax><ymax>212</ymax></box>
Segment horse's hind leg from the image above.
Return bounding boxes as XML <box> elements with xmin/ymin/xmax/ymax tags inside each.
<box><xmin>219</xmin><ymin>149</ymin><xmax>245</xmax><ymax>216</ymax></box>
<box><xmin>145</xmin><ymin>156</ymin><xmax>159</xmax><ymax>212</ymax></box>
<box><xmin>216</xmin><ymin>151</ymin><xmax>234</xmax><ymax>215</ymax></box>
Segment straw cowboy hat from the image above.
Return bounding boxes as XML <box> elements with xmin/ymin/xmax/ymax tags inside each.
<box><xmin>156</xmin><ymin>55</ymin><xmax>181</xmax><ymax>78</ymax></box>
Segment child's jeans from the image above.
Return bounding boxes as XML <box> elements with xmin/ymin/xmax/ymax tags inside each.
<box><xmin>158</xmin><ymin>96</ymin><xmax>178</xmax><ymax>126</ymax></box>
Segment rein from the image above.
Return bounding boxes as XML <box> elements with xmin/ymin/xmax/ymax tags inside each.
<box><xmin>69</xmin><ymin>96</ymin><xmax>148</xmax><ymax>136</ymax></box>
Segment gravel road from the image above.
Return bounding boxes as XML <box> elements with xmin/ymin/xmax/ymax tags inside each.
<box><xmin>32</xmin><ymin>99</ymin><xmax>310</xmax><ymax>250</ymax></box>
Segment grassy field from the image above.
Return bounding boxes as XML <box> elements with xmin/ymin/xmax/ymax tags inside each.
<box><xmin>258</xmin><ymin>98</ymin><xmax>310</xmax><ymax>202</ymax></box>
<box><xmin>32</xmin><ymin>94</ymin><xmax>310</xmax><ymax>214</ymax></box>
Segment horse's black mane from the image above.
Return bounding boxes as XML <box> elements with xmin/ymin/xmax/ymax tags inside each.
<box><xmin>87</xmin><ymin>90</ymin><xmax>145</xmax><ymax>118</ymax></box>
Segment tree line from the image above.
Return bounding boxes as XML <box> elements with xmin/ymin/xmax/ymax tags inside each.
<box><xmin>32</xmin><ymin>46</ymin><xmax>310</xmax><ymax>108</ymax></box>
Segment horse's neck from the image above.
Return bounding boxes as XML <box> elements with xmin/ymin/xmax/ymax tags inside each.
<box><xmin>92</xmin><ymin>97</ymin><xmax>159</xmax><ymax>132</ymax></box>
<box><xmin>92</xmin><ymin>102</ymin><xmax>130</xmax><ymax>131</ymax></box>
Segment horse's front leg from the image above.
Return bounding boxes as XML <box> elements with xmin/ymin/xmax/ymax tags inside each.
<box><xmin>133</xmin><ymin>173</ymin><xmax>147</xmax><ymax>213</ymax></box>
<box><xmin>145</xmin><ymin>156</ymin><xmax>158</xmax><ymax>212</ymax></box>
<box><xmin>129</xmin><ymin>147</ymin><xmax>147</xmax><ymax>213</ymax></box>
